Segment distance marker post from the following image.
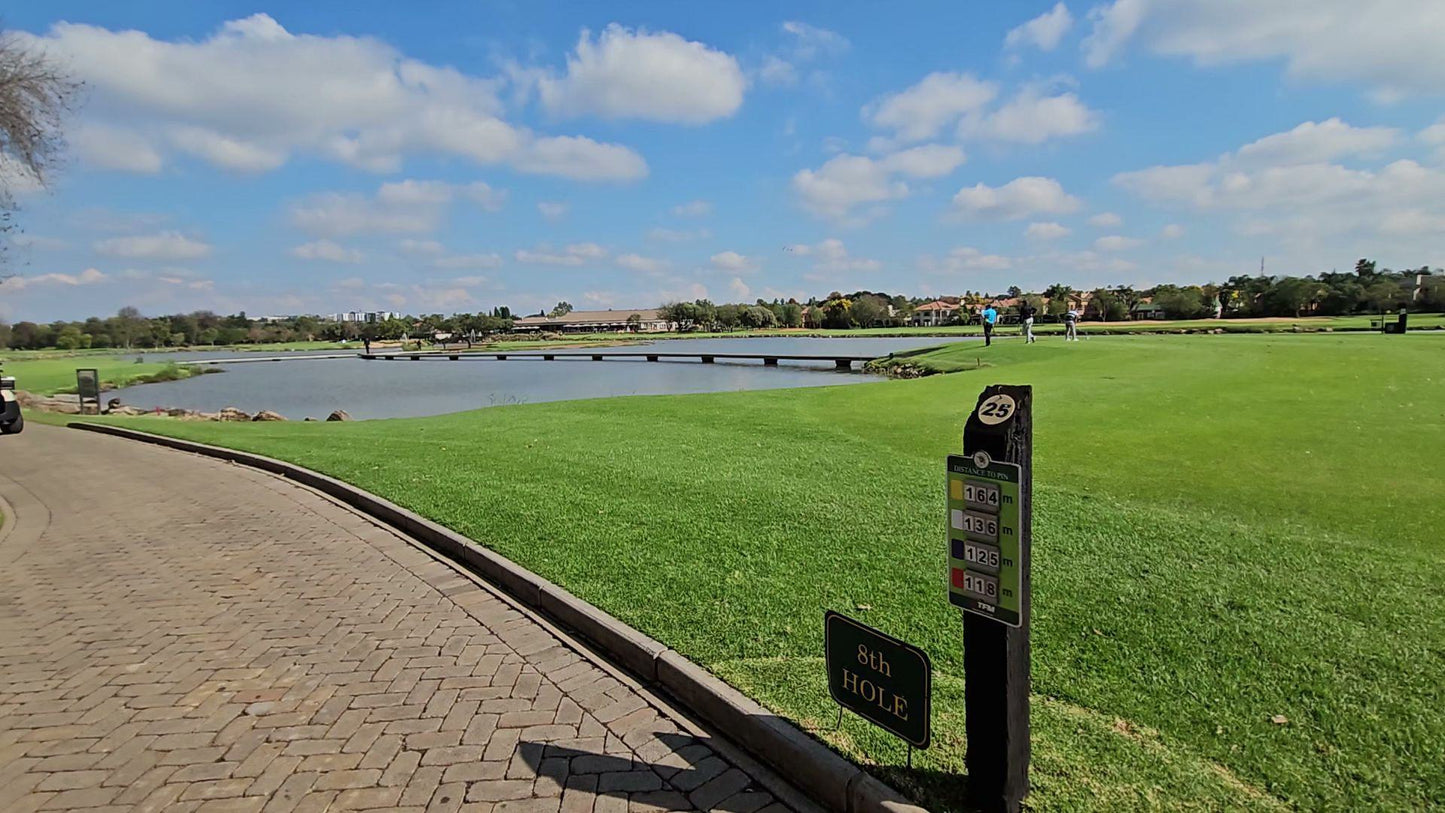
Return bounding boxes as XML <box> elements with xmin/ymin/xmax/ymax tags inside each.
<box><xmin>950</xmin><ymin>385</ymin><xmax>1032</xmax><ymax>812</ymax></box>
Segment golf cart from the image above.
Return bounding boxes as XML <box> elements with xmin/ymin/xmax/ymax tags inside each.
<box><xmin>1</xmin><ymin>365</ymin><xmax>23</xmax><ymax>434</ymax></box>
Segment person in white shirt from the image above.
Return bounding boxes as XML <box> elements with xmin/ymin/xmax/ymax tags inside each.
<box><xmin>1064</xmin><ymin>308</ymin><xmax>1079</xmax><ymax>342</ymax></box>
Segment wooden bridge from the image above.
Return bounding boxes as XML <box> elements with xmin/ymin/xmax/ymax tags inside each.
<box><xmin>361</xmin><ymin>350</ymin><xmax>881</xmax><ymax>369</ymax></box>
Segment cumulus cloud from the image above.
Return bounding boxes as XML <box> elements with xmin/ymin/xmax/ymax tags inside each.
<box><xmin>19</xmin><ymin>15</ymin><xmax>645</xmax><ymax>180</ymax></box>
<box><xmin>1026</xmin><ymin>221</ymin><xmax>1072</xmax><ymax>240</ymax></box>
<box><xmin>1005</xmin><ymin>3</ymin><xmax>1074</xmax><ymax>51</ymax></box>
<box><xmin>1160</xmin><ymin>223</ymin><xmax>1185</xmax><ymax>239</ymax></box>
<box><xmin>69</xmin><ymin>124</ymin><xmax>164</xmax><ymax>173</ymax></box>
<box><xmin>515</xmin><ymin>243</ymin><xmax>608</xmax><ymax>266</ymax></box>
<box><xmin>647</xmin><ymin>227</ymin><xmax>711</xmax><ymax>242</ymax></box>
<box><xmin>919</xmin><ymin>247</ymin><xmax>1014</xmax><ymax>274</ymax></box>
<box><xmin>538</xmin><ymin>25</ymin><xmax>745</xmax><ymax>124</ymax></box>
<box><xmin>1234</xmin><ymin>118</ymin><xmax>1399</xmax><ymax>166</ymax></box>
<box><xmin>2</xmin><ymin>267</ymin><xmax>109</xmax><ymax>291</ymax></box>
<box><xmin>431</xmin><ymin>253</ymin><xmax>502</xmax><ymax>270</ymax></box>
<box><xmin>290</xmin><ymin>180</ymin><xmax>503</xmax><ymax>237</ymax></box>
<box><xmin>760</xmin><ymin>22</ymin><xmax>849</xmax><ymax>87</ymax></box>
<box><xmin>1094</xmin><ymin>235</ymin><xmax>1143</xmax><ymax>251</ymax></box>
<box><xmin>1089</xmin><ymin>212</ymin><xmax>1124</xmax><ymax>227</ymax></box>
<box><xmin>291</xmin><ymin>239</ymin><xmax>364</xmax><ymax>263</ymax></box>
<box><xmin>865</xmin><ymin>72</ymin><xmax>998</xmax><ymax>142</ymax></box>
<box><xmin>792</xmin><ymin>145</ymin><xmax>966</xmax><ymax>220</ymax></box>
<box><xmin>94</xmin><ymin>231</ymin><xmax>212</xmax><ymax>261</ymax></box>
<box><xmin>1112</xmin><ymin>120</ymin><xmax>1445</xmax><ymax>250</ymax></box>
<box><xmin>614</xmin><ymin>253</ymin><xmax>669</xmax><ymax>273</ymax></box>
<box><xmin>538</xmin><ymin>201</ymin><xmax>569</xmax><ymax>220</ymax></box>
<box><xmin>959</xmin><ymin>86</ymin><xmax>1098</xmax><ymax>144</ymax></box>
<box><xmin>951</xmin><ymin>177</ymin><xmax>1081</xmax><ymax>220</ymax></box>
<box><xmin>788</xmin><ymin>238</ymin><xmax>880</xmax><ymax>273</ymax></box>
<box><xmin>1081</xmin><ymin>0</ymin><xmax>1445</xmax><ymax>100</ymax></box>
<box><xmin>670</xmin><ymin>200</ymin><xmax>712</xmax><ymax>217</ymax></box>
<box><xmin>710</xmin><ymin>251</ymin><xmax>757</xmax><ymax>272</ymax></box>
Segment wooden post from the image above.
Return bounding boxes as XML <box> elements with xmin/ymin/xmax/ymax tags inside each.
<box><xmin>962</xmin><ymin>384</ymin><xmax>1031</xmax><ymax>813</ymax></box>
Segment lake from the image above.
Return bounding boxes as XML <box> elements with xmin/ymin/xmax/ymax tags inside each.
<box><xmin>108</xmin><ymin>336</ymin><xmax>975</xmax><ymax>420</ymax></box>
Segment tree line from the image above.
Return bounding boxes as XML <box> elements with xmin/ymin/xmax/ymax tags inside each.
<box><xmin>0</xmin><ymin>307</ymin><xmax>518</xmax><ymax>351</ymax></box>
<box><xmin>660</xmin><ymin>259</ymin><xmax>1440</xmax><ymax>330</ymax></box>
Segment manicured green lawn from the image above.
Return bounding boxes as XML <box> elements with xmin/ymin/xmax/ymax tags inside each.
<box><xmin>70</xmin><ymin>334</ymin><xmax>1444</xmax><ymax>810</ymax></box>
<box><xmin>0</xmin><ymin>356</ymin><xmax>205</xmax><ymax>395</ymax></box>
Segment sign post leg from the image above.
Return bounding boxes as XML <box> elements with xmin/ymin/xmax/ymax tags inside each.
<box><xmin>961</xmin><ymin>384</ymin><xmax>1032</xmax><ymax>813</ymax></box>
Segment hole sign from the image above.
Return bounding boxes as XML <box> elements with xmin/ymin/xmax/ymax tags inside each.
<box><xmin>977</xmin><ymin>394</ymin><xmax>1016</xmax><ymax>425</ymax></box>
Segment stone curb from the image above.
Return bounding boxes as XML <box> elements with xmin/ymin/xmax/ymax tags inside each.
<box><xmin>68</xmin><ymin>421</ymin><xmax>929</xmax><ymax>813</ymax></box>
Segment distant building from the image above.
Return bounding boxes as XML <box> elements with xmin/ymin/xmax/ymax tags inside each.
<box><xmin>512</xmin><ymin>308</ymin><xmax>668</xmax><ymax>333</ymax></box>
<box><xmin>912</xmin><ymin>300</ymin><xmax>960</xmax><ymax>326</ymax></box>
<box><xmin>328</xmin><ymin>311</ymin><xmax>399</xmax><ymax>323</ymax></box>
<box><xmin>1131</xmin><ymin>299</ymin><xmax>1167</xmax><ymax>320</ymax></box>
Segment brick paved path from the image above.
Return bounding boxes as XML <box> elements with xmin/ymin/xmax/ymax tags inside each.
<box><xmin>0</xmin><ymin>426</ymin><xmax>791</xmax><ymax>813</ymax></box>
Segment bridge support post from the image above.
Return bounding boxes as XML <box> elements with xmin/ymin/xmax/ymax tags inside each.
<box><xmin>701</xmin><ymin>355</ymin><xmax>715</xmax><ymax>364</ymax></box>
<box><xmin>592</xmin><ymin>354</ymin><xmax>603</xmax><ymax>361</ymax></box>
<box><xmin>544</xmin><ymin>354</ymin><xmax>554</xmax><ymax>361</ymax></box>
<box><xmin>835</xmin><ymin>359</ymin><xmax>852</xmax><ymax>369</ymax></box>
<box><xmin>647</xmin><ymin>355</ymin><xmax>659</xmax><ymax>362</ymax></box>
<box><xmin>496</xmin><ymin>354</ymin><xmax>507</xmax><ymax>360</ymax></box>
<box><xmin>763</xmin><ymin>357</ymin><xmax>779</xmax><ymax>366</ymax></box>
<box><xmin>449</xmin><ymin>355</ymin><xmax>459</xmax><ymax>361</ymax></box>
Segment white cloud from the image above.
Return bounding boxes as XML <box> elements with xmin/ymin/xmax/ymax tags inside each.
<box><xmin>20</xmin><ymin>15</ymin><xmax>645</xmax><ymax>180</ymax></box>
<box><xmin>399</xmin><ymin>239</ymin><xmax>444</xmax><ymax>255</ymax></box>
<box><xmin>515</xmin><ymin>243</ymin><xmax>608</xmax><ymax>266</ymax></box>
<box><xmin>1080</xmin><ymin>0</ymin><xmax>1445</xmax><ymax>100</ymax></box>
<box><xmin>710</xmin><ymin>251</ymin><xmax>757</xmax><ymax>272</ymax></box>
<box><xmin>1234</xmin><ymin>118</ymin><xmax>1399</xmax><ymax>166</ymax></box>
<box><xmin>538</xmin><ymin>201</ymin><xmax>569</xmax><ymax>220</ymax></box>
<box><xmin>614</xmin><ymin>253</ymin><xmax>669</xmax><ymax>273</ymax></box>
<box><xmin>1420</xmin><ymin>117</ymin><xmax>1445</xmax><ymax>155</ymax></box>
<box><xmin>1089</xmin><ymin>212</ymin><xmax>1124</xmax><ymax>227</ymax></box>
<box><xmin>431</xmin><ymin>253</ymin><xmax>502</xmax><ymax>270</ymax></box>
<box><xmin>94</xmin><ymin>231</ymin><xmax>212</xmax><ymax>261</ymax></box>
<box><xmin>789</xmin><ymin>238</ymin><xmax>881</xmax><ymax>273</ymax></box>
<box><xmin>759</xmin><ymin>55</ymin><xmax>800</xmax><ymax>87</ymax></box>
<box><xmin>647</xmin><ymin>227</ymin><xmax>711</xmax><ymax>242</ymax></box>
<box><xmin>728</xmin><ymin>277</ymin><xmax>752</xmax><ymax>300</ymax></box>
<box><xmin>2</xmin><ymin>267</ymin><xmax>109</xmax><ymax>291</ymax></box>
<box><xmin>952</xmin><ymin>176</ymin><xmax>1081</xmax><ymax>220</ymax></box>
<box><xmin>537</xmin><ymin>25</ymin><xmax>745</xmax><ymax>124</ymax></box>
<box><xmin>671</xmin><ymin>200</ymin><xmax>713</xmax><ymax>217</ymax></box>
<box><xmin>792</xmin><ymin>145</ymin><xmax>965</xmax><ymax>221</ymax></box>
<box><xmin>70</xmin><ymin>124</ymin><xmax>164</xmax><ymax>173</ymax></box>
<box><xmin>781</xmin><ymin>21</ymin><xmax>850</xmax><ymax>60</ymax></box>
<box><xmin>1006</xmin><ymin>3</ymin><xmax>1074</xmax><ymax>51</ymax></box>
<box><xmin>291</xmin><ymin>239</ymin><xmax>363</xmax><ymax>263</ymax></box>
<box><xmin>1094</xmin><ymin>235</ymin><xmax>1143</xmax><ymax>251</ymax></box>
<box><xmin>1160</xmin><ymin>223</ymin><xmax>1185</xmax><ymax>239</ymax></box>
<box><xmin>919</xmin><ymin>247</ymin><xmax>1014</xmax><ymax>273</ymax></box>
<box><xmin>864</xmin><ymin>72</ymin><xmax>998</xmax><ymax>142</ymax></box>
<box><xmin>1026</xmin><ymin>221</ymin><xmax>1072</xmax><ymax>240</ymax></box>
<box><xmin>169</xmin><ymin>126</ymin><xmax>287</xmax><ymax>172</ymax></box>
<box><xmin>1113</xmin><ymin>122</ymin><xmax>1445</xmax><ymax>254</ymax></box>
<box><xmin>290</xmin><ymin>180</ymin><xmax>502</xmax><ymax>237</ymax></box>
<box><xmin>960</xmin><ymin>87</ymin><xmax>1098</xmax><ymax>144</ymax></box>
<box><xmin>511</xmin><ymin>136</ymin><xmax>648</xmax><ymax>181</ymax></box>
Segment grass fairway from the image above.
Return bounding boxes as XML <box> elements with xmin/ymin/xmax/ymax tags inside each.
<box><xmin>0</xmin><ymin>355</ymin><xmax>208</xmax><ymax>395</ymax></box>
<box><xmin>73</xmin><ymin>334</ymin><xmax>1443</xmax><ymax>810</ymax></box>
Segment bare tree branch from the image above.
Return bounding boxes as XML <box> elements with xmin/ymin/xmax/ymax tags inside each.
<box><xmin>0</xmin><ymin>24</ymin><xmax>80</xmax><ymax>274</ymax></box>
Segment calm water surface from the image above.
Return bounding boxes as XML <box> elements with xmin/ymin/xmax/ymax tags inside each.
<box><xmin>109</xmin><ymin>336</ymin><xmax>974</xmax><ymax>420</ymax></box>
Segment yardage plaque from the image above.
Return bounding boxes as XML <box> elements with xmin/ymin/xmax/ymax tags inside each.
<box><xmin>947</xmin><ymin>454</ymin><xmax>1023</xmax><ymax>627</ymax></box>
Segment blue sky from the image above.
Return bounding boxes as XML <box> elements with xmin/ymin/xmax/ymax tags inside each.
<box><xmin>4</xmin><ymin>1</ymin><xmax>1444</xmax><ymax>321</ymax></box>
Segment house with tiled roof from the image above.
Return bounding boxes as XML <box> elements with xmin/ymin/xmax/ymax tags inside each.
<box><xmin>912</xmin><ymin>299</ymin><xmax>960</xmax><ymax>326</ymax></box>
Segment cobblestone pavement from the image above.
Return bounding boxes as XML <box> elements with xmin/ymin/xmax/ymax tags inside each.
<box><xmin>0</xmin><ymin>425</ymin><xmax>791</xmax><ymax>812</ymax></box>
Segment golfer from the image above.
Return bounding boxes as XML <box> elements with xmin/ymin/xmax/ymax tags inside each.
<box><xmin>1019</xmin><ymin>302</ymin><xmax>1037</xmax><ymax>343</ymax></box>
<box><xmin>1064</xmin><ymin>308</ymin><xmax>1079</xmax><ymax>342</ymax></box>
<box><xmin>982</xmin><ymin>304</ymin><xmax>998</xmax><ymax>347</ymax></box>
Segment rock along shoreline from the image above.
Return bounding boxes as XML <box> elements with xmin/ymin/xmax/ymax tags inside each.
<box><xmin>17</xmin><ymin>391</ymin><xmax>350</xmax><ymax>423</ymax></box>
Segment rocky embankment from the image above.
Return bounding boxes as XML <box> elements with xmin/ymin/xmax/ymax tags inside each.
<box><xmin>16</xmin><ymin>391</ymin><xmax>350</xmax><ymax>422</ymax></box>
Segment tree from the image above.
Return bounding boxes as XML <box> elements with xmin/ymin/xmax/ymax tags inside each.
<box><xmin>625</xmin><ymin>313</ymin><xmax>642</xmax><ymax>331</ymax></box>
<box><xmin>1</xmin><ymin>29</ymin><xmax>79</xmax><ymax>271</ymax></box>
<box><xmin>549</xmin><ymin>301</ymin><xmax>573</xmax><ymax>318</ymax></box>
<box><xmin>1006</xmin><ymin>285</ymin><xmax>1023</xmax><ymax>299</ymax></box>
<box><xmin>850</xmin><ymin>295</ymin><xmax>886</xmax><ymax>328</ymax></box>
